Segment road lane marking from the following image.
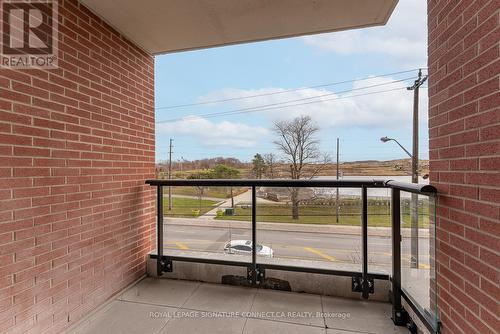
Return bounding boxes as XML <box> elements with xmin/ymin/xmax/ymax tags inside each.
<box><xmin>303</xmin><ymin>247</ymin><xmax>336</xmax><ymax>262</ymax></box>
<box><xmin>279</xmin><ymin>254</ymin><xmax>360</xmax><ymax>264</ymax></box>
<box><xmin>175</xmin><ymin>242</ymin><xmax>189</xmax><ymax>250</ymax></box>
<box><xmin>164</xmin><ymin>240</ymin><xmax>397</xmax><ymax>256</ymax></box>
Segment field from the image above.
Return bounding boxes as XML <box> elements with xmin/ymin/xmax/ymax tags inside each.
<box><xmin>157</xmin><ymin>158</ymin><xmax>430</xmax><ymax>179</ymax></box>
<box><xmin>170</xmin><ymin>186</ymin><xmax>247</xmax><ymax>199</ymax></box>
<box><xmin>163</xmin><ymin>197</ymin><xmax>220</xmax><ymax>218</ymax></box>
<box><xmin>215</xmin><ymin>202</ymin><xmax>430</xmax><ymax>228</ymax></box>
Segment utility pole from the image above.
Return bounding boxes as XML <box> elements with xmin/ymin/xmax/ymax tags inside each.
<box><xmin>407</xmin><ymin>69</ymin><xmax>428</xmax><ymax>268</ymax></box>
<box><xmin>168</xmin><ymin>138</ymin><xmax>173</xmax><ymax>211</ymax></box>
<box><xmin>336</xmin><ymin>137</ymin><xmax>340</xmax><ymax>224</ymax></box>
<box><xmin>408</xmin><ymin>69</ymin><xmax>427</xmax><ymax>184</ymax></box>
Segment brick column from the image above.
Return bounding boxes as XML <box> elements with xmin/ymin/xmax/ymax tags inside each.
<box><xmin>427</xmin><ymin>1</ymin><xmax>499</xmax><ymax>333</ymax></box>
<box><xmin>0</xmin><ymin>1</ymin><xmax>156</xmax><ymax>333</ymax></box>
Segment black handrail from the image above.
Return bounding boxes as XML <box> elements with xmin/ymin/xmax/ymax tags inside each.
<box><xmin>384</xmin><ymin>180</ymin><xmax>437</xmax><ymax>194</ymax></box>
<box><xmin>146</xmin><ymin>178</ymin><xmax>437</xmax><ymax>194</ymax></box>
<box><xmin>146</xmin><ymin>178</ymin><xmax>386</xmax><ymax>187</ymax></box>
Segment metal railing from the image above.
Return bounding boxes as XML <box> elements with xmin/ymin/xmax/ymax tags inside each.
<box><xmin>146</xmin><ymin>178</ymin><xmax>438</xmax><ymax>332</ymax></box>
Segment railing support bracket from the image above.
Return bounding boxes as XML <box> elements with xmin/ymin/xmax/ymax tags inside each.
<box><xmin>156</xmin><ymin>256</ymin><xmax>173</xmax><ymax>275</ymax></box>
<box><xmin>247</xmin><ymin>265</ymin><xmax>265</xmax><ymax>285</ymax></box>
<box><xmin>392</xmin><ymin>307</ymin><xmax>408</xmax><ymax>327</ymax></box>
<box><xmin>351</xmin><ymin>276</ymin><xmax>374</xmax><ymax>295</ymax></box>
<box><xmin>159</xmin><ymin>257</ymin><xmax>173</xmax><ymax>274</ymax></box>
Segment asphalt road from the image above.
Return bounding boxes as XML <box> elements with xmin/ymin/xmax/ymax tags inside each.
<box><xmin>163</xmin><ymin>223</ymin><xmax>430</xmax><ymax>269</ymax></box>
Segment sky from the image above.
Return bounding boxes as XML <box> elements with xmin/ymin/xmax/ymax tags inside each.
<box><xmin>154</xmin><ymin>0</ymin><xmax>428</xmax><ymax>164</ymax></box>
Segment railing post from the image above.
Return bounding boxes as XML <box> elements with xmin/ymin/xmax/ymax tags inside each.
<box><xmin>361</xmin><ymin>186</ymin><xmax>369</xmax><ymax>299</ymax></box>
<box><xmin>157</xmin><ymin>185</ymin><xmax>164</xmax><ymax>276</ymax></box>
<box><xmin>391</xmin><ymin>188</ymin><xmax>407</xmax><ymax>325</ymax></box>
<box><xmin>410</xmin><ymin>193</ymin><xmax>419</xmax><ymax>268</ymax></box>
<box><xmin>251</xmin><ymin>186</ymin><xmax>257</xmax><ymax>285</ymax></box>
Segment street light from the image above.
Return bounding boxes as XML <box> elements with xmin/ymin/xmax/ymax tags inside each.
<box><xmin>380</xmin><ymin>137</ymin><xmax>413</xmax><ymax>160</ymax></box>
<box><xmin>380</xmin><ymin>135</ymin><xmax>419</xmax><ymax>268</ymax></box>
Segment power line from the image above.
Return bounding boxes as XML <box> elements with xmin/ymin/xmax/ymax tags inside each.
<box><xmin>155</xmin><ymin>68</ymin><xmax>427</xmax><ymax>110</ymax></box>
<box><xmin>157</xmin><ymin>86</ymin><xmax>407</xmax><ymax>124</ymax></box>
<box><xmin>155</xmin><ymin>87</ymin><xmax>406</xmax><ymax>124</ymax></box>
<box><xmin>156</xmin><ymin>78</ymin><xmax>414</xmax><ymax>124</ymax></box>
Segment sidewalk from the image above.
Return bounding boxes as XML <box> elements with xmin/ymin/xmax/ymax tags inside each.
<box><xmin>167</xmin><ymin>194</ymin><xmax>226</xmax><ymax>202</ymax></box>
<box><xmin>163</xmin><ymin>217</ymin><xmax>430</xmax><ymax>238</ymax></box>
<box><xmin>201</xmin><ymin>189</ymin><xmax>275</xmax><ymax>218</ymax></box>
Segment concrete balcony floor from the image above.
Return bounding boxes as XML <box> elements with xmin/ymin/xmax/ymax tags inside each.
<box><xmin>67</xmin><ymin>277</ymin><xmax>407</xmax><ymax>334</ymax></box>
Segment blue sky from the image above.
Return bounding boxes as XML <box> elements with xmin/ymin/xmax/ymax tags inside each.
<box><xmin>154</xmin><ymin>0</ymin><xmax>428</xmax><ymax>164</ymax></box>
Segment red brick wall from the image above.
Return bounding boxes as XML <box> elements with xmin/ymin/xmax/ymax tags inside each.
<box><xmin>428</xmin><ymin>0</ymin><xmax>499</xmax><ymax>333</ymax></box>
<box><xmin>0</xmin><ymin>1</ymin><xmax>156</xmax><ymax>333</ymax></box>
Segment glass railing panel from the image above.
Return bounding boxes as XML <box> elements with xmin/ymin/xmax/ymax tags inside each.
<box><xmin>162</xmin><ymin>185</ymin><xmax>251</xmax><ymax>262</ymax></box>
<box><xmin>250</xmin><ymin>186</ymin><xmax>362</xmax><ymax>272</ymax></box>
<box><xmin>367</xmin><ymin>187</ymin><xmax>392</xmax><ymax>275</ymax></box>
<box><xmin>400</xmin><ymin>191</ymin><xmax>438</xmax><ymax>329</ymax></box>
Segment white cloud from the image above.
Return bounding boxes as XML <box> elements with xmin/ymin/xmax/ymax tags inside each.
<box><xmin>302</xmin><ymin>0</ymin><xmax>427</xmax><ymax>67</ymax></box>
<box><xmin>157</xmin><ymin>116</ymin><xmax>269</xmax><ymax>148</ymax></box>
<box><xmin>199</xmin><ymin>76</ymin><xmax>428</xmax><ymax>130</ymax></box>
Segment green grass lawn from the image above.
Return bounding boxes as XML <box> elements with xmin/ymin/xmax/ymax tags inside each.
<box><xmin>216</xmin><ymin>204</ymin><xmax>429</xmax><ymax>228</ymax></box>
<box><xmin>163</xmin><ymin>197</ymin><xmax>220</xmax><ymax>218</ymax></box>
<box><xmin>171</xmin><ymin>186</ymin><xmax>247</xmax><ymax>199</ymax></box>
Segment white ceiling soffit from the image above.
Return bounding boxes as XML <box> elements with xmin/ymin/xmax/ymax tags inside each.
<box><xmin>79</xmin><ymin>0</ymin><xmax>398</xmax><ymax>55</ymax></box>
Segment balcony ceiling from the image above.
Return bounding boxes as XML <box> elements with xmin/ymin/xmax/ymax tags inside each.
<box><xmin>79</xmin><ymin>0</ymin><xmax>398</xmax><ymax>55</ymax></box>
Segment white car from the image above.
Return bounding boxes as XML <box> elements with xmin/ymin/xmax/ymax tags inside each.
<box><xmin>223</xmin><ymin>240</ymin><xmax>274</xmax><ymax>258</ymax></box>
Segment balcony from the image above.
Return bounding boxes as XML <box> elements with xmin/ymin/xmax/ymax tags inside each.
<box><xmin>1</xmin><ymin>1</ymin><xmax>495</xmax><ymax>333</ymax></box>
<box><xmin>66</xmin><ymin>277</ymin><xmax>407</xmax><ymax>334</ymax></box>
<box><xmin>101</xmin><ymin>178</ymin><xmax>440</xmax><ymax>334</ymax></box>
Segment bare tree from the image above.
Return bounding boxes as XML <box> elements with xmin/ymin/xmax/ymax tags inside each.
<box><xmin>273</xmin><ymin>115</ymin><xmax>329</xmax><ymax>219</ymax></box>
<box><xmin>263</xmin><ymin>153</ymin><xmax>277</xmax><ymax>179</ymax></box>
